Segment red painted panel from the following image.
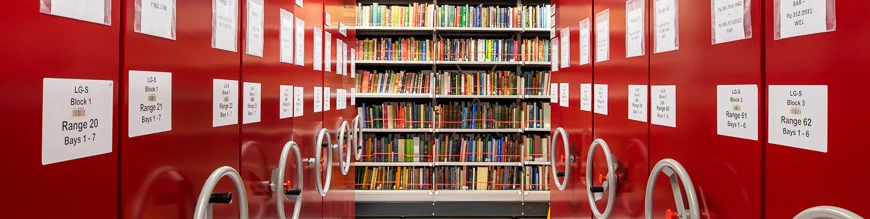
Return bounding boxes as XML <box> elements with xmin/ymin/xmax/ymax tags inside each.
<box><xmin>589</xmin><ymin>0</ymin><xmax>649</xmax><ymax>218</ymax></box>
<box><xmin>1</xmin><ymin>1</ymin><xmax>120</xmax><ymax>218</ymax></box>
<box><xmin>551</xmin><ymin>1</ymin><xmax>595</xmax><ymax>219</ymax></box>
<box><xmin>343</xmin><ymin>2</ymin><xmax>358</xmax><ymax>217</ymax></box>
<box><xmin>323</xmin><ymin>0</ymin><xmax>346</xmax><ymax>218</ymax></box>
<box><xmin>648</xmin><ymin>0</ymin><xmax>763</xmax><ymax>218</ymax></box>
<box><xmin>239</xmin><ymin>0</ymin><xmax>299</xmax><ymax>218</ymax></box>
<box><xmin>764</xmin><ymin>1</ymin><xmax>869</xmax><ymax>218</ymax></box>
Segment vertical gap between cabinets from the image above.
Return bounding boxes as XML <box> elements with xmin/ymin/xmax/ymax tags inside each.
<box><xmin>758</xmin><ymin>0</ymin><xmax>767</xmax><ymax>217</ymax></box>
<box><xmin>117</xmin><ymin>1</ymin><xmax>127</xmax><ymax>218</ymax></box>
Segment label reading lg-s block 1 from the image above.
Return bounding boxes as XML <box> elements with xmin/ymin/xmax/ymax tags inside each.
<box><xmin>628</xmin><ymin>85</ymin><xmax>647</xmax><ymax>122</ymax></box>
<box><xmin>42</xmin><ymin>78</ymin><xmax>114</xmax><ymax>165</ymax></box>
<box><xmin>280</xmin><ymin>85</ymin><xmax>293</xmax><ymax>119</ymax></box>
<box><xmin>651</xmin><ymin>85</ymin><xmax>676</xmax><ymax>127</ymax></box>
<box><xmin>242</xmin><ymin>82</ymin><xmax>261</xmax><ymax>124</ymax></box>
<box><xmin>294</xmin><ymin>87</ymin><xmax>304</xmax><ymax>117</ymax></box>
<box><xmin>594</xmin><ymin>84</ymin><xmax>608</xmax><ymax>115</ymax></box>
<box><xmin>580</xmin><ymin>83</ymin><xmax>592</xmax><ymax>111</ymax></box>
<box><xmin>128</xmin><ymin>70</ymin><xmax>172</xmax><ymax>137</ymax></box>
<box><xmin>768</xmin><ymin>85</ymin><xmax>827</xmax><ymax>152</ymax></box>
<box><xmin>213</xmin><ymin>79</ymin><xmax>238</xmax><ymax>127</ymax></box>
<box><xmin>717</xmin><ymin>85</ymin><xmax>758</xmax><ymax>140</ymax></box>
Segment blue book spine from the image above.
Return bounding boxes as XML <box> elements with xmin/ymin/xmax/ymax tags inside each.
<box><xmin>498</xmin><ymin>138</ymin><xmax>503</xmax><ymax>162</ymax></box>
<box><xmin>361</xmin><ymin>103</ymin><xmax>367</xmax><ymax>128</ymax></box>
<box><xmin>472</xmin><ymin>103</ymin><xmax>477</xmax><ymax>129</ymax></box>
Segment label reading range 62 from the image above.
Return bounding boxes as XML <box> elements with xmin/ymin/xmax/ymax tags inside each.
<box><xmin>43</xmin><ymin>78</ymin><xmax>114</xmax><ymax>165</ymax></box>
<box><xmin>768</xmin><ymin>85</ymin><xmax>827</xmax><ymax>152</ymax></box>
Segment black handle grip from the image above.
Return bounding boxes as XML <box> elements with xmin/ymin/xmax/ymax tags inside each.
<box><xmin>321</xmin><ymin>142</ymin><xmax>330</xmax><ymax>147</ymax></box>
<box><xmin>285</xmin><ymin>188</ymin><xmax>302</xmax><ymax>196</ymax></box>
<box><xmin>556</xmin><ymin>172</ymin><xmax>566</xmax><ymax>177</ymax></box>
<box><xmin>209</xmin><ymin>192</ymin><xmax>233</xmax><ymax>204</ymax></box>
<box><xmin>356</xmin><ymin>146</ymin><xmax>362</xmax><ymax>150</ymax></box>
<box><xmin>590</xmin><ymin>186</ymin><xmax>604</xmax><ymax>193</ymax></box>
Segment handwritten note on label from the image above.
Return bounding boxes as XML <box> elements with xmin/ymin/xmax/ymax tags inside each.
<box><xmin>242</xmin><ymin>82</ymin><xmax>261</xmax><ymax>124</ymax></box>
<box><xmin>213</xmin><ymin>0</ymin><xmax>238</xmax><ymax>51</ymax></box>
<box><xmin>139</xmin><ymin>0</ymin><xmax>175</xmax><ymax>39</ymax></box>
<box><xmin>654</xmin><ymin>0</ymin><xmax>678</xmax><ymax>53</ymax></box>
<box><xmin>213</xmin><ymin>79</ymin><xmax>239</xmax><ymax>127</ymax></box>
<box><xmin>559</xmin><ymin>83</ymin><xmax>570</xmax><ymax>107</ymax></box>
<box><xmin>713</xmin><ymin>0</ymin><xmax>748</xmax><ymax>44</ymax></box>
<box><xmin>246</xmin><ymin>0</ymin><xmax>264</xmax><ymax>57</ymax></box>
<box><xmin>279</xmin><ymin>9</ymin><xmax>294</xmax><ymax>63</ymax></box>
<box><xmin>596</xmin><ymin>9</ymin><xmax>610</xmax><ymax>62</ymax></box>
<box><xmin>626</xmin><ymin>0</ymin><xmax>645</xmax><ymax>58</ymax></box>
<box><xmin>295</xmin><ymin>18</ymin><xmax>305</xmax><ymax>66</ymax></box>
<box><xmin>717</xmin><ymin>85</ymin><xmax>758</xmax><ymax>140</ymax></box>
<box><xmin>128</xmin><ymin>70</ymin><xmax>172</xmax><ymax>137</ymax></box>
<box><xmin>579</xmin><ymin>18</ymin><xmax>591</xmax><ymax>65</ymax></box>
<box><xmin>778</xmin><ymin>0</ymin><xmax>829</xmax><ymax>39</ymax></box>
<box><xmin>560</xmin><ymin>27</ymin><xmax>570</xmax><ymax>68</ymax></box>
<box><xmin>42</xmin><ymin>78</ymin><xmax>114</xmax><ymax>165</ymax></box>
<box><xmin>768</xmin><ymin>85</ymin><xmax>827</xmax><ymax>152</ymax></box>
<box><xmin>651</xmin><ymin>85</ymin><xmax>676</xmax><ymax>127</ymax></box>
<box><xmin>46</xmin><ymin>0</ymin><xmax>108</xmax><ymax>24</ymax></box>
<box><xmin>580</xmin><ymin>83</ymin><xmax>592</xmax><ymax>111</ymax></box>
<box><xmin>280</xmin><ymin>85</ymin><xmax>294</xmax><ymax>119</ymax></box>
<box><xmin>594</xmin><ymin>84</ymin><xmax>608</xmax><ymax>115</ymax></box>
<box><xmin>294</xmin><ymin>87</ymin><xmax>304</xmax><ymax>117</ymax></box>
<box><xmin>628</xmin><ymin>85</ymin><xmax>648</xmax><ymax>122</ymax></box>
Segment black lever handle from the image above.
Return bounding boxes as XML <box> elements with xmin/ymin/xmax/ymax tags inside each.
<box><xmin>590</xmin><ymin>186</ymin><xmax>604</xmax><ymax>193</ymax></box>
<box><xmin>285</xmin><ymin>188</ymin><xmax>302</xmax><ymax>196</ymax></box>
<box><xmin>209</xmin><ymin>192</ymin><xmax>233</xmax><ymax>204</ymax></box>
<box><xmin>556</xmin><ymin>172</ymin><xmax>566</xmax><ymax>177</ymax></box>
<box><xmin>321</xmin><ymin>142</ymin><xmax>330</xmax><ymax>147</ymax></box>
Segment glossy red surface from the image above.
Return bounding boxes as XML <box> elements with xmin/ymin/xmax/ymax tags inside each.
<box><xmin>119</xmin><ymin>0</ymin><xmax>243</xmax><ymax>218</ymax></box>
<box><xmin>343</xmin><ymin>3</ymin><xmax>357</xmax><ymax>217</ymax></box>
<box><xmin>588</xmin><ymin>0</ymin><xmax>650</xmax><ymax>218</ymax></box>
<box><xmin>550</xmin><ymin>0</ymin><xmax>594</xmax><ymax>219</ymax></box>
<box><xmin>648</xmin><ymin>0</ymin><xmax>764</xmax><ymax>218</ymax></box>
<box><xmin>764</xmin><ymin>1</ymin><xmax>869</xmax><ymax>218</ymax></box>
<box><xmin>323</xmin><ymin>0</ymin><xmax>348</xmax><ymax>217</ymax></box>
<box><xmin>1</xmin><ymin>1</ymin><xmax>120</xmax><ymax>218</ymax></box>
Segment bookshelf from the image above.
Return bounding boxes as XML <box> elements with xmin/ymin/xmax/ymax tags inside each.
<box><xmin>353</xmin><ymin>0</ymin><xmax>553</xmax><ymax>203</ymax></box>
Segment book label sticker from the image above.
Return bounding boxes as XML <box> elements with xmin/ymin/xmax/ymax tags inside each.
<box><xmin>594</xmin><ymin>84</ymin><xmax>608</xmax><ymax>115</ymax></box>
<box><xmin>138</xmin><ymin>0</ymin><xmax>176</xmax><ymax>40</ymax></box>
<box><xmin>651</xmin><ymin>85</ymin><xmax>676</xmax><ymax>127</ymax></box>
<box><xmin>279</xmin><ymin>9</ymin><xmax>294</xmax><ymax>63</ymax></box>
<box><xmin>560</xmin><ymin>27</ymin><xmax>570</xmax><ymax>68</ymax></box>
<box><xmin>213</xmin><ymin>0</ymin><xmax>238</xmax><ymax>52</ymax></box>
<box><xmin>128</xmin><ymin>70</ymin><xmax>172</xmax><ymax>137</ymax></box>
<box><xmin>295</xmin><ymin>18</ymin><xmax>305</xmax><ymax>66</ymax></box>
<box><xmin>213</xmin><ymin>79</ymin><xmax>239</xmax><ymax>127</ymax></box>
<box><xmin>243</xmin><ymin>82</ymin><xmax>261</xmax><ymax>124</ymax></box>
<box><xmin>245</xmin><ymin>0</ymin><xmax>264</xmax><ymax>57</ymax></box>
<box><xmin>717</xmin><ymin>85</ymin><xmax>758</xmax><ymax>140</ymax></box>
<box><xmin>43</xmin><ymin>0</ymin><xmax>108</xmax><ymax>25</ymax></box>
<box><xmin>581</xmin><ymin>83</ymin><xmax>592</xmax><ymax>112</ymax></box>
<box><xmin>550</xmin><ymin>83</ymin><xmax>558</xmax><ymax>103</ymax></box>
<box><xmin>314</xmin><ymin>86</ymin><xmax>323</xmax><ymax>112</ymax></box>
<box><xmin>280</xmin><ymin>85</ymin><xmax>293</xmax><ymax>119</ymax></box>
<box><xmin>559</xmin><ymin>83</ymin><xmax>570</xmax><ymax>107</ymax></box>
<box><xmin>628</xmin><ymin>85</ymin><xmax>648</xmax><ymax>122</ymax></box>
<box><xmin>596</xmin><ymin>9</ymin><xmax>610</xmax><ymax>62</ymax></box>
<box><xmin>42</xmin><ymin>78</ymin><xmax>114</xmax><ymax>165</ymax></box>
<box><xmin>768</xmin><ymin>85</ymin><xmax>827</xmax><ymax>152</ymax></box>
<box><xmin>313</xmin><ymin>27</ymin><xmax>323</xmax><ymax>71</ymax></box>
<box><xmin>294</xmin><ymin>87</ymin><xmax>304</xmax><ymax>117</ymax></box>
<box><xmin>579</xmin><ymin>18</ymin><xmax>591</xmax><ymax>65</ymax></box>
<box><xmin>654</xmin><ymin>0</ymin><xmax>678</xmax><ymax>53</ymax></box>
<box><xmin>626</xmin><ymin>0</ymin><xmax>645</xmax><ymax>58</ymax></box>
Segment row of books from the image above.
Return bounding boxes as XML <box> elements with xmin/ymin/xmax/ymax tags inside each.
<box><xmin>436</xmin><ymin>166</ymin><xmax>523</xmax><ymax>190</ymax></box>
<box><xmin>524</xmin><ymin>134</ymin><xmax>550</xmax><ymax>162</ymax></box>
<box><xmin>356</xmin><ymin>3</ymin><xmax>553</xmax><ymax>29</ymax></box>
<box><xmin>354</xmin><ymin>166</ymin><xmax>549</xmax><ymax>191</ymax></box>
<box><xmin>355</xmin><ymin>70</ymin><xmax>550</xmax><ymax>96</ymax></box>
<box><xmin>355</xmin><ymin>38</ymin><xmax>551</xmax><ymax>62</ymax></box>
<box><xmin>358</xmin><ymin>134</ymin><xmax>550</xmax><ymax>163</ymax></box>
<box><xmin>359</xmin><ymin>102</ymin><xmax>552</xmax><ymax>129</ymax></box>
<box><xmin>360</xmin><ymin>134</ymin><xmax>433</xmax><ymax>162</ymax></box>
<box><xmin>434</xmin><ymin>134</ymin><xmax>524</xmax><ymax>162</ymax></box>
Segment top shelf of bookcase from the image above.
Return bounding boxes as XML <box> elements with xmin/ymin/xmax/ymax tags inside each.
<box><xmin>353</xmin><ymin>26</ymin><xmax>552</xmax><ymax>36</ymax></box>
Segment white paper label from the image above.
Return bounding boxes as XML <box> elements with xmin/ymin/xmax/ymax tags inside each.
<box><xmin>717</xmin><ymin>85</ymin><xmax>758</xmax><ymax>140</ymax></box>
<box><xmin>550</xmin><ymin>83</ymin><xmax>559</xmax><ymax>103</ymax></box>
<box><xmin>128</xmin><ymin>70</ymin><xmax>172</xmax><ymax>137</ymax></box>
<box><xmin>213</xmin><ymin>79</ymin><xmax>239</xmax><ymax>127</ymax></box>
<box><xmin>559</xmin><ymin>83</ymin><xmax>570</xmax><ymax>107</ymax></box>
<box><xmin>279</xmin><ymin>9</ymin><xmax>294</xmax><ymax>63</ymax></box>
<box><xmin>580</xmin><ymin>83</ymin><xmax>592</xmax><ymax>111</ymax></box>
<box><xmin>778</xmin><ymin>0</ymin><xmax>828</xmax><ymax>39</ymax></box>
<box><xmin>551</xmin><ymin>37</ymin><xmax>559</xmax><ymax>72</ymax></box>
<box><xmin>242</xmin><ymin>82</ymin><xmax>261</xmax><ymax>124</ymax></box>
<box><xmin>351</xmin><ymin>88</ymin><xmax>357</xmax><ymax>105</ymax></box>
<box><xmin>594</xmin><ymin>84</ymin><xmax>608</xmax><ymax>115</ymax></box>
<box><xmin>579</xmin><ymin>18</ymin><xmax>591</xmax><ymax>65</ymax></box>
<box><xmin>245</xmin><ymin>0</ymin><xmax>264</xmax><ymax>57</ymax></box>
<box><xmin>213</xmin><ymin>0</ymin><xmax>239</xmax><ymax>52</ymax></box>
<box><xmin>560</xmin><ymin>27</ymin><xmax>570</xmax><ymax>68</ymax></box>
<box><xmin>713</xmin><ymin>0</ymin><xmax>747</xmax><ymax>44</ymax></box>
<box><xmin>295</xmin><ymin>18</ymin><xmax>305</xmax><ymax>66</ymax></box>
<box><xmin>139</xmin><ymin>0</ymin><xmax>175</xmax><ymax>39</ymax></box>
<box><xmin>651</xmin><ymin>85</ymin><xmax>676</xmax><ymax>127</ymax></box>
<box><xmin>626</xmin><ymin>2</ymin><xmax>645</xmax><ymax>58</ymax></box>
<box><xmin>336</xmin><ymin>89</ymin><xmax>346</xmax><ymax>110</ymax></box>
<box><xmin>768</xmin><ymin>85</ymin><xmax>827</xmax><ymax>152</ymax></box>
<box><xmin>325</xmin><ymin>12</ymin><xmax>331</xmax><ymax>27</ymax></box>
<box><xmin>654</xmin><ymin>0</ymin><xmax>678</xmax><ymax>53</ymax></box>
<box><xmin>280</xmin><ymin>85</ymin><xmax>294</xmax><ymax>119</ymax></box>
<box><xmin>295</xmin><ymin>0</ymin><xmax>303</xmax><ymax>8</ymax></box>
<box><xmin>596</xmin><ymin>10</ymin><xmax>610</xmax><ymax>62</ymax></box>
<box><xmin>47</xmin><ymin>0</ymin><xmax>108</xmax><ymax>24</ymax></box>
<box><xmin>294</xmin><ymin>87</ymin><xmax>304</xmax><ymax>117</ymax></box>
<box><xmin>336</xmin><ymin>40</ymin><xmax>343</xmax><ymax>75</ymax></box>
<box><xmin>313</xmin><ymin>27</ymin><xmax>323</xmax><ymax>71</ymax></box>
<box><xmin>325</xmin><ymin>32</ymin><xmax>332</xmax><ymax>72</ymax></box>
<box><xmin>351</xmin><ymin>48</ymin><xmax>357</xmax><ymax>78</ymax></box>
<box><xmin>324</xmin><ymin>87</ymin><xmax>331</xmax><ymax>111</ymax></box>
<box><xmin>628</xmin><ymin>85</ymin><xmax>648</xmax><ymax>122</ymax></box>
<box><xmin>551</xmin><ymin>28</ymin><xmax>556</xmax><ymax>39</ymax></box>
<box><xmin>314</xmin><ymin>86</ymin><xmax>323</xmax><ymax>112</ymax></box>
<box><xmin>42</xmin><ymin>78</ymin><xmax>114</xmax><ymax>165</ymax></box>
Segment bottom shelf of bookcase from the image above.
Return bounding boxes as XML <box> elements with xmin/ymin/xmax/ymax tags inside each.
<box><xmin>354</xmin><ymin>190</ymin><xmax>551</xmax><ymax>202</ymax></box>
<box><xmin>434</xmin><ymin>190</ymin><xmax>523</xmax><ymax>202</ymax></box>
<box><xmin>522</xmin><ymin>191</ymin><xmax>551</xmax><ymax>202</ymax></box>
<box><xmin>355</xmin><ymin>190</ymin><xmax>434</xmax><ymax>202</ymax></box>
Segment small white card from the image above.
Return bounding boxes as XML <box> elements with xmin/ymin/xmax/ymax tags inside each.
<box><xmin>596</xmin><ymin>9</ymin><xmax>610</xmax><ymax>62</ymax></box>
<box><xmin>336</xmin><ymin>40</ymin><xmax>344</xmax><ymax>75</ymax></box>
<box><xmin>325</xmin><ymin>12</ymin><xmax>332</xmax><ymax>27</ymax></box>
<box><xmin>314</xmin><ymin>86</ymin><xmax>323</xmax><ymax>112</ymax></box>
<box><xmin>777</xmin><ymin>0</ymin><xmax>829</xmax><ymax>39</ymax></box>
<box><xmin>594</xmin><ymin>84</ymin><xmax>608</xmax><ymax>115</ymax></box>
<box><xmin>213</xmin><ymin>0</ymin><xmax>239</xmax><ymax>52</ymax></box>
<box><xmin>336</xmin><ymin>89</ymin><xmax>346</xmax><ymax>110</ymax></box>
<box><xmin>560</xmin><ymin>27</ymin><xmax>570</xmax><ymax>68</ymax></box>
<box><xmin>294</xmin><ymin>87</ymin><xmax>304</xmax><ymax>117</ymax></box>
<box><xmin>313</xmin><ymin>27</ymin><xmax>323</xmax><ymax>71</ymax></box>
<box><xmin>579</xmin><ymin>18</ymin><xmax>591</xmax><ymax>65</ymax></box>
<box><xmin>550</xmin><ymin>83</ymin><xmax>559</xmax><ymax>103</ymax></box>
<box><xmin>245</xmin><ymin>0</ymin><xmax>264</xmax><ymax>57</ymax></box>
<box><xmin>628</xmin><ymin>85</ymin><xmax>648</xmax><ymax>122</ymax></box>
<box><xmin>626</xmin><ymin>0</ymin><xmax>645</xmax><ymax>58</ymax></box>
<box><xmin>654</xmin><ymin>0</ymin><xmax>678</xmax><ymax>53</ymax></box>
<box><xmin>295</xmin><ymin>18</ymin><xmax>305</xmax><ymax>66</ymax></box>
<box><xmin>242</xmin><ymin>82</ymin><xmax>261</xmax><ymax>124</ymax></box>
<box><xmin>651</xmin><ymin>85</ymin><xmax>676</xmax><ymax>127</ymax></box>
<box><xmin>280</xmin><ymin>85</ymin><xmax>294</xmax><ymax>119</ymax></box>
<box><xmin>712</xmin><ymin>0</ymin><xmax>748</xmax><ymax>44</ymax></box>
<box><xmin>42</xmin><ymin>78</ymin><xmax>114</xmax><ymax>165</ymax></box>
<box><xmin>559</xmin><ymin>83</ymin><xmax>570</xmax><ymax>107</ymax></box>
<box><xmin>323</xmin><ymin>87</ymin><xmax>331</xmax><ymax>111</ymax></box>
<box><xmin>279</xmin><ymin>9</ymin><xmax>294</xmax><ymax>63</ymax></box>
<box><xmin>351</xmin><ymin>48</ymin><xmax>357</xmax><ymax>78</ymax></box>
<box><xmin>213</xmin><ymin>79</ymin><xmax>239</xmax><ymax>127</ymax></box>
<box><xmin>551</xmin><ymin>37</ymin><xmax>559</xmax><ymax>72</ymax></box>
<box><xmin>768</xmin><ymin>85</ymin><xmax>827</xmax><ymax>152</ymax></box>
<box><xmin>138</xmin><ymin>0</ymin><xmax>176</xmax><ymax>39</ymax></box>
<box><xmin>350</xmin><ymin>88</ymin><xmax>357</xmax><ymax>106</ymax></box>
<box><xmin>128</xmin><ymin>70</ymin><xmax>172</xmax><ymax>137</ymax></box>
<box><xmin>580</xmin><ymin>83</ymin><xmax>592</xmax><ymax>111</ymax></box>
<box><xmin>717</xmin><ymin>85</ymin><xmax>758</xmax><ymax>140</ymax></box>
<box><xmin>325</xmin><ymin>31</ymin><xmax>332</xmax><ymax>72</ymax></box>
